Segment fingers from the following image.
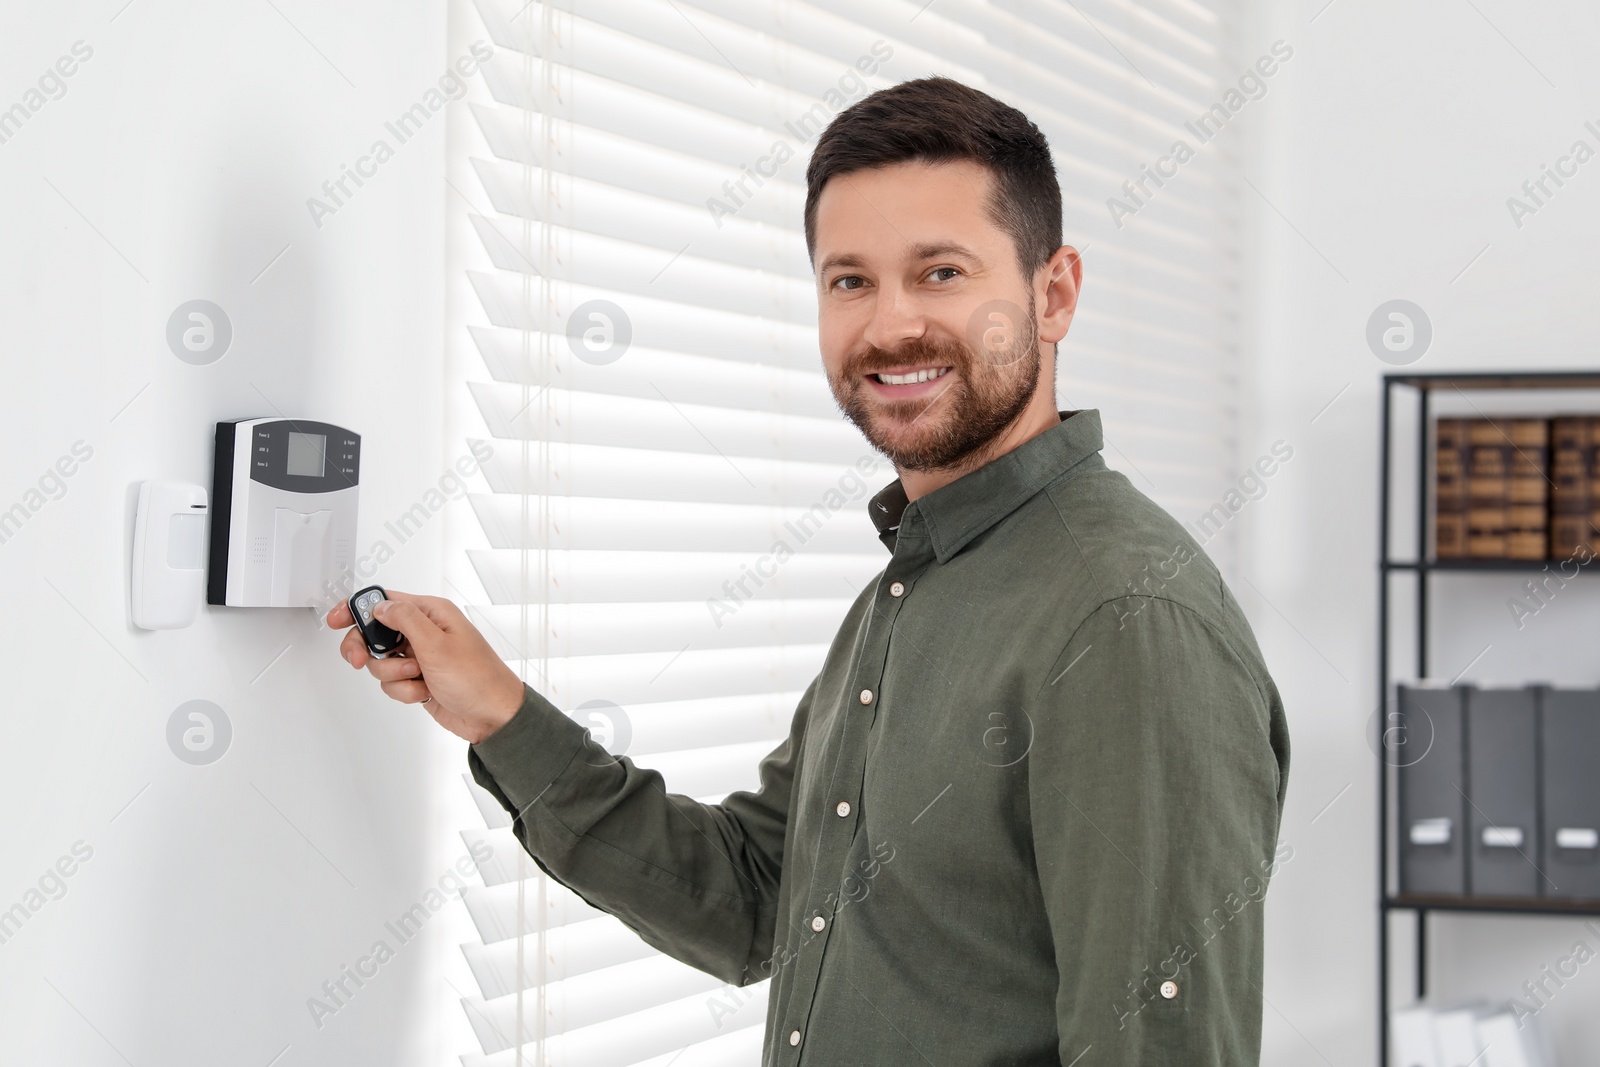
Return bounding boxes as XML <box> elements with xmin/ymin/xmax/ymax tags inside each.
<box><xmin>382</xmin><ymin>589</ymin><xmax>466</xmax><ymax>633</ymax></box>
<box><xmin>326</xmin><ymin>601</ymin><xmax>354</xmax><ymax>629</ymax></box>
<box><xmin>380</xmin><ymin>678</ymin><xmax>434</xmax><ymax>704</ymax></box>
<box><xmin>365</xmin><ymin>655</ymin><xmax>422</xmax><ymax>683</ymax></box>
<box><xmin>340</xmin><ymin>627</ymin><xmax>369</xmax><ymax>669</ymax></box>
<box><xmin>371</xmin><ymin>598</ymin><xmax>446</xmax><ymax>656</ymax></box>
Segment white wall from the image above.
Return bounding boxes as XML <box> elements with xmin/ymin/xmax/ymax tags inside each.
<box><xmin>1232</xmin><ymin>1</ymin><xmax>1600</xmax><ymax>1063</ymax></box>
<box><xmin>0</xmin><ymin>3</ymin><xmax>485</xmax><ymax>1065</ymax></box>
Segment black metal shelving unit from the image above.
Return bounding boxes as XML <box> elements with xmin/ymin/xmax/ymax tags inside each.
<box><xmin>1379</xmin><ymin>371</ymin><xmax>1600</xmax><ymax>1066</ymax></box>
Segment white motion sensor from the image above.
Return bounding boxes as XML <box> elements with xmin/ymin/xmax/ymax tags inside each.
<box><xmin>131</xmin><ymin>480</ymin><xmax>209</xmax><ymax>630</ymax></box>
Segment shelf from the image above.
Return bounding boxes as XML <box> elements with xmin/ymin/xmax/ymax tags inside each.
<box><xmin>1388</xmin><ymin>894</ymin><xmax>1600</xmax><ymax>918</ymax></box>
<box><xmin>1375</xmin><ymin>370</ymin><xmax>1600</xmax><ymax>1064</ymax></box>
<box><xmin>1374</xmin><ymin>371</ymin><xmax>1600</xmax><ymax>1064</ymax></box>
<box><xmin>1383</xmin><ymin>559</ymin><xmax>1596</xmax><ymax>573</ymax></box>
<box><xmin>1387</xmin><ymin>371</ymin><xmax>1600</xmax><ymax>392</ymax></box>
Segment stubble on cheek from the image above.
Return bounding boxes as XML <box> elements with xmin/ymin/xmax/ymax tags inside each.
<box><xmin>827</xmin><ymin>310</ymin><xmax>1040</xmax><ymax>473</ymax></box>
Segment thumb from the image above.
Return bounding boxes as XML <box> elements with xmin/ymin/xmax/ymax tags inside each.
<box><xmin>373</xmin><ymin>599</ymin><xmax>445</xmax><ymax>655</ymax></box>
<box><xmin>382</xmin><ymin>589</ymin><xmax>464</xmax><ymax>634</ymax></box>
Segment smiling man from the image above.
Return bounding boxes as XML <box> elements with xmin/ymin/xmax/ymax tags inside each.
<box><xmin>331</xmin><ymin>77</ymin><xmax>1289</xmax><ymax>1065</ymax></box>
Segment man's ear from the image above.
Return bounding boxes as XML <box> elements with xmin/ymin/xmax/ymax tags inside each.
<box><xmin>1037</xmin><ymin>245</ymin><xmax>1082</xmax><ymax>345</ymax></box>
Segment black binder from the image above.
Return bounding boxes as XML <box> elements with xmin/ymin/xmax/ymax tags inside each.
<box><xmin>1466</xmin><ymin>687</ymin><xmax>1541</xmax><ymax>898</ymax></box>
<box><xmin>1541</xmin><ymin>687</ymin><xmax>1600</xmax><ymax>900</ymax></box>
<box><xmin>1396</xmin><ymin>684</ymin><xmax>1467</xmax><ymax>896</ymax></box>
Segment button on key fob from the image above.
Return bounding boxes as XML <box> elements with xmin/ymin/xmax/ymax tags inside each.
<box><xmin>348</xmin><ymin>585</ymin><xmax>404</xmax><ymax>659</ymax></box>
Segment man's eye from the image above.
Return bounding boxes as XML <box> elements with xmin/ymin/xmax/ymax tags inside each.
<box><xmin>929</xmin><ymin>267</ymin><xmax>961</xmax><ymax>283</ymax></box>
<box><xmin>832</xmin><ymin>275</ymin><xmax>865</xmax><ymax>291</ymax></box>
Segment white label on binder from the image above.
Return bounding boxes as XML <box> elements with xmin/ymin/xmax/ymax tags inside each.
<box><xmin>1410</xmin><ymin>818</ymin><xmax>1453</xmax><ymax>846</ymax></box>
<box><xmin>1482</xmin><ymin>826</ymin><xmax>1525</xmax><ymax>848</ymax></box>
<box><xmin>1556</xmin><ymin>827</ymin><xmax>1600</xmax><ymax>850</ymax></box>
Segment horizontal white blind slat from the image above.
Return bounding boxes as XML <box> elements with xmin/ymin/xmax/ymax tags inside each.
<box><xmin>468</xmin><ymin>231</ymin><xmax>817</xmax><ymax>325</ymax></box>
<box><xmin>467</xmin><ymin>548</ymin><xmax>881</xmax><ymax>604</ymax></box>
<box><xmin>474</xmin><ymin>439</ymin><xmax>889</xmax><ymax>507</ymax></box>
<box><xmin>460</xmin><ymin>996</ymin><xmax>767</xmax><ymax>1067</ymax></box>
<box><xmin>466</xmin><ymin>163</ymin><xmax>810</xmax><ymax>273</ymax></box>
<box><xmin>462</xmin><ymin>915</ymin><xmax>659</xmax><ymax>998</ymax></box>
<box><xmin>482</xmin><ymin>646</ymin><xmax>830</xmax><ymax>708</ymax></box>
<box><xmin>466</xmin><ymin>384</ymin><xmax>863</xmax><ymax>465</ymax></box>
<box><xmin>463</xmin><ymin>955</ymin><xmax>753</xmax><ymax>1053</ymax></box>
<box><xmin>462</xmin><ymin>880</ymin><xmax>602</xmax><ymax>944</ymax></box>
<box><xmin>466</xmin><ymin>272</ymin><xmax>820</xmax><ymax>369</ymax></box>
<box><xmin>466</xmin><ymin>330</ymin><xmax>840</xmax><ymax>417</ymax></box>
<box><xmin>468</xmin><ymin>495</ymin><xmax>880</xmax><ymax>553</ymax></box>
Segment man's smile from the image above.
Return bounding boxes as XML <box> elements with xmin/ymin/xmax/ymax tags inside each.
<box><xmin>864</xmin><ymin>364</ymin><xmax>954</xmax><ymax>398</ymax></box>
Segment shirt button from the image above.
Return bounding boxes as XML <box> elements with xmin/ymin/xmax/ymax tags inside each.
<box><xmin>889</xmin><ymin>581</ymin><xmax>905</xmax><ymax>597</ymax></box>
<box><xmin>836</xmin><ymin>801</ymin><xmax>851</xmax><ymax>817</ymax></box>
<box><xmin>1160</xmin><ymin>980</ymin><xmax>1178</xmax><ymax>1000</ymax></box>
<box><xmin>859</xmin><ymin>689</ymin><xmax>873</xmax><ymax>705</ymax></box>
<box><xmin>811</xmin><ymin>915</ymin><xmax>826</xmax><ymax>932</ymax></box>
<box><xmin>789</xmin><ymin>1030</ymin><xmax>801</xmax><ymax>1046</ymax></box>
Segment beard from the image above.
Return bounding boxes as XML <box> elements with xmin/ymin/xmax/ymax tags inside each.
<box><xmin>828</xmin><ymin>297</ymin><xmax>1041</xmax><ymax>473</ymax></box>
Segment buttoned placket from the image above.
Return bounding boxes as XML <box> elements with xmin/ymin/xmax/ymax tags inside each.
<box><xmin>775</xmin><ymin>505</ymin><xmax>932</xmax><ymax>1061</ymax></box>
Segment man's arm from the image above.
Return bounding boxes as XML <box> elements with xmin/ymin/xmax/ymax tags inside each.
<box><xmin>328</xmin><ymin>591</ymin><xmax>799</xmax><ymax>985</ymax></box>
<box><xmin>466</xmin><ymin>679</ymin><xmax>804</xmax><ymax>985</ymax></box>
<box><xmin>1027</xmin><ymin>596</ymin><xmax>1287</xmax><ymax>1066</ymax></box>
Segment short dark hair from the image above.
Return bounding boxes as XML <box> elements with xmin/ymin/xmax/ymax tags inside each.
<box><xmin>804</xmin><ymin>76</ymin><xmax>1062</xmax><ymax>278</ymax></box>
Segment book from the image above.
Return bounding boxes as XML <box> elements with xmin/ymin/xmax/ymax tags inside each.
<box><xmin>1467</xmin><ymin>419</ymin><xmax>1511</xmax><ymax>558</ymax></box>
<box><xmin>1589</xmin><ymin>413</ymin><xmax>1600</xmax><ymax>561</ymax></box>
<box><xmin>1505</xmin><ymin>418</ymin><xmax>1549</xmax><ymax>560</ymax></box>
<box><xmin>1435</xmin><ymin>418</ymin><xmax>1470</xmax><ymax>559</ymax></box>
<box><xmin>1550</xmin><ymin>415</ymin><xmax>1594</xmax><ymax>559</ymax></box>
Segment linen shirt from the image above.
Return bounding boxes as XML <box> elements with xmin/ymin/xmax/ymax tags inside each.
<box><xmin>467</xmin><ymin>408</ymin><xmax>1291</xmax><ymax>1065</ymax></box>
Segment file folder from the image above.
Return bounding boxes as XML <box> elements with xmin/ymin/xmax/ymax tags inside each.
<box><xmin>1397</xmin><ymin>684</ymin><xmax>1467</xmax><ymax>896</ymax></box>
<box><xmin>1433</xmin><ymin>1006</ymin><xmax>1484</xmax><ymax>1067</ymax></box>
<box><xmin>1466</xmin><ymin>687</ymin><xmax>1540</xmax><ymax>897</ymax></box>
<box><xmin>1391</xmin><ymin>1004</ymin><xmax>1439</xmax><ymax>1067</ymax></box>
<box><xmin>1476</xmin><ymin>1008</ymin><xmax>1546</xmax><ymax>1067</ymax></box>
<box><xmin>1540</xmin><ymin>687</ymin><xmax>1600</xmax><ymax>900</ymax></box>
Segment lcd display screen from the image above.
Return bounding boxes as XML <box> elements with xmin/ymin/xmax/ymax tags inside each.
<box><xmin>285</xmin><ymin>432</ymin><xmax>326</xmax><ymax>478</ymax></box>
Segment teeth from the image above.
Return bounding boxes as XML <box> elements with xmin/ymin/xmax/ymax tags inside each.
<box><xmin>875</xmin><ymin>367</ymin><xmax>949</xmax><ymax>386</ymax></box>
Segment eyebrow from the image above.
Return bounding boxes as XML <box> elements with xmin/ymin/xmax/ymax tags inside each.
<box><xmin>817</xmin><ymin>242</ymin><xmax>984</xmax><ymax>277</ymax></box>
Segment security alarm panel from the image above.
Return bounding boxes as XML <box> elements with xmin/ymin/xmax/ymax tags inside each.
<box><xmin>208</xmin><ymin>418</ymin><xmax>360</xmax><ymax>607</ymax></box>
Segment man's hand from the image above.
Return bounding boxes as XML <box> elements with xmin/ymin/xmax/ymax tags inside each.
<box><xmin>327</xmin><ymin>590</ymin><xmax>525</xmax><ymax>744</ymax></box>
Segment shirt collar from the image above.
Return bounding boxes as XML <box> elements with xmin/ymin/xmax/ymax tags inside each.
<box><xmin>867</xmin><ymin>409</ymin><xmax>1105</xmax><ymax>561</ymax></box>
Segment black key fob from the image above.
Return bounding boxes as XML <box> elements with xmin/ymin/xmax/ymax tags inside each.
<box><xmin>348</xmin><ymin>585</ymin><xmax>405</xmax><ymax>659</ymax></box>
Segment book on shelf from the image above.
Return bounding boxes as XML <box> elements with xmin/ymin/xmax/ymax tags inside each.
<box><xmin>1433</xmin><ymin>417</ymin><xmax>1554</xmax><ymax>562</ymax></box>
<box><xmin>1505</xmin><ymin>418</ymin><xmax>1549</xmax><ymax>560</ymax></box>
<box><xmin>1550</xmin><ymin>416</ymin><xmax>1594</xmax><ymax>559</ymax></box>
<box><xmin>1436</xmin><ymin>418</ymin><xmax>1469</xmax><ymax>559</ymax></box>
<box><xmin>1466</xmin><ymin>418</ymin><xmax>1510</xmax><ymax>558</ymax></box>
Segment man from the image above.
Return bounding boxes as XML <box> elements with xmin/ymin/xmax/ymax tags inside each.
<box><xmin>330</xmin><ymin>77</ymin><xmax>1290</xmax><ymax>1064</ymax></box>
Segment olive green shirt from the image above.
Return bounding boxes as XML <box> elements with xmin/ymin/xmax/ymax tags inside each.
<box><xmin>468</xmin><ymin>408</ymin><xmax>1291</xmax><ymax>1065</ymax></box>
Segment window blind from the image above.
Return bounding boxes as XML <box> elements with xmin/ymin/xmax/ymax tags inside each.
<box><xmin>445</xmin><ymin>0</ymin><xmax>1242</xmax><ymax>1063</ymax></box>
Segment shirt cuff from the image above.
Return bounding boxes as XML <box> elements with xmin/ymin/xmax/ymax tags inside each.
<box><xmin>467</xmin><ymin>683</ymin><xmax>590</xmax><ymax>818</ymax></box>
